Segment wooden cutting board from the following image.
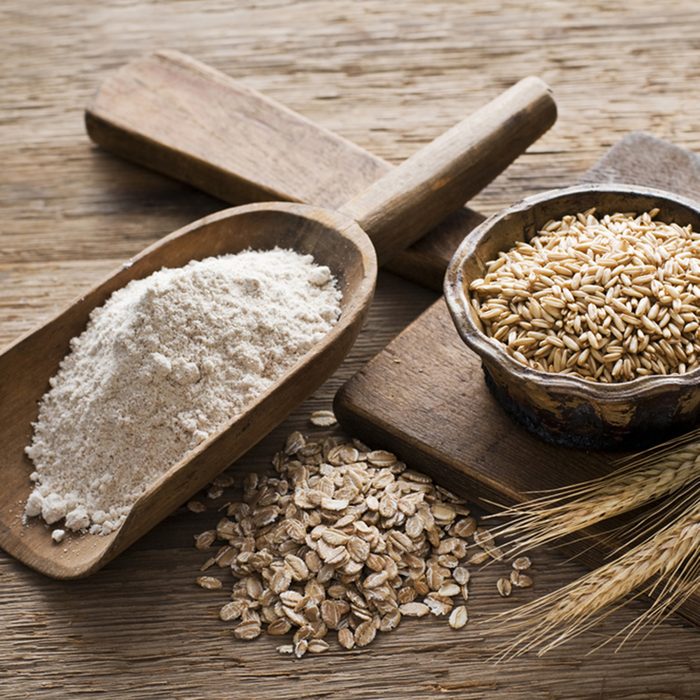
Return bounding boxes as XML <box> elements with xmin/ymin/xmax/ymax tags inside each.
<box><xmin>335</xmin><ymin>132</ymin><xmax>700</xmax><ymax>626</ymax></box>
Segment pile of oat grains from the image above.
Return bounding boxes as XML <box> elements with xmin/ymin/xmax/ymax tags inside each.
<box><xmin>193</xmin><ymin>413</ymin><xmax>532</xmax><ymax>657</ymax></box>
<box><xmin>470</xmin><ymin>209</ymin><xmax>700</xmax><ymax>382</ymax></box>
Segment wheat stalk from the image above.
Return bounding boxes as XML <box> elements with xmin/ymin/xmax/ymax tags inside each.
<box><xmin>493</xmin><ymin>496</ymin><xmax>700</xmax><ymax>659</ymax></box>
<box><xmin>487</xmin><ymin>429</ymin><xmax>700</xmax><ymax>557</ymax></box>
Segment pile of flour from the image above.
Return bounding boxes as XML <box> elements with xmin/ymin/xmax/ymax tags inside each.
<box><xmin>24</xmin><ymin>248</ymin><xmax>341</xmax><ymax>536</ymax></box>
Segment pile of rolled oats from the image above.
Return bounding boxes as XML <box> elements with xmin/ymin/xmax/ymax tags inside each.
<box><xmin>193</xmin><ymin>415</ymin><xmax>532</xmax><ymax>657</ymax></box>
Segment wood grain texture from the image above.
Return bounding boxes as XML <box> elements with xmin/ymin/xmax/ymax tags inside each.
<box><xmin>336</xmin><ymin>135</ymin><xmax>700</xmax><ymax>626</ymax></box>
<box><xmin>2</xmin><ymin>1</ymin><xmax>700</xmax><ymax>698</ymax></box>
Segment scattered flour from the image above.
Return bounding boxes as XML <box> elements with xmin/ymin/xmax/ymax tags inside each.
<box><xmin>24</xmin><ymin>248</ymin><xmax>341</xmax><ymax>535</ymax></box>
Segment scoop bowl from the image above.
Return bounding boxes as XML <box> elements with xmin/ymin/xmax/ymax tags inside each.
<box><xmin>444</xmin><ymin>184</ymin><xmax>700</xmax><ymax>450</ymax></box>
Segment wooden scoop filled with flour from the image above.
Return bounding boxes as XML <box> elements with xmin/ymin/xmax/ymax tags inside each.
<box><xmin>0</xmin><ymin>76</ymin><xmax>555</xmax><ymax>578</ymax></box>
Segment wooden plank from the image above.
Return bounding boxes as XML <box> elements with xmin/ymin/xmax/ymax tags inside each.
<box><xmin>85</xmin><ymin>51</ymin><xmax>555</xmax><ymax>284</ymax></box>
<box><xmin>3</xmin><ymin>2</ymin><xmax>700</xmax><ymax>697</ymax></box>
<box><xmin>335</xmin><ymin>133</ymin><xmax>700</xmax><ymax>626</ymax></box>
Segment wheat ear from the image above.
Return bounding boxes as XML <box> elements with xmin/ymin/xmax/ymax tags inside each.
<box><xmin>487</xmin><ymin>431</ymin><xmax>700</xmax><ymax>557</ymax></box>
<box><xmin>492</xmin><ymin>497</ymin><xmax>700</xmax><ymax>659</ymax></box>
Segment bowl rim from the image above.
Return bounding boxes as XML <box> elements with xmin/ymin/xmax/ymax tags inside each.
<box><xmin>444</xmin><ymin>183</ymin><xmax>700</xmax><ymax>401</ymax></box>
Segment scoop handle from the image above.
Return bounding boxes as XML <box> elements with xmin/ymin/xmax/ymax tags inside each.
<box><xmin>339</xmin><ymin>76</ymin><xmax>555</xmax><ymax>263</ymax></box>
<box><xmin>86</xmin><ymin>51</ymin><xmax>555</xmax><ymax>266</ymax></box>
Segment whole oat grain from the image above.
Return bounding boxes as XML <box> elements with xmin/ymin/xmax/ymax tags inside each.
<box><xmin>470</xmin><ymin>209</ymin><xmax>700</xmax><ymax>382</ymax></box>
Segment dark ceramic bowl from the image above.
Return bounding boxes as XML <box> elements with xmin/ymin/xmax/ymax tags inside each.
<box><xmin>444</xmin><ymin>184</ymin><xmax>700</xmax><ymax>449</ymax></box>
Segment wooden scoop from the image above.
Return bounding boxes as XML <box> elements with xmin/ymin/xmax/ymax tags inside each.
<box><xmin>85</xmin><ymin>51</ymin><xmax>557</xmax><ymax>288</ymax></box>
<box><xmin>0</xmin><ymin>73</ymin><xmax>554</xmax><ymax>581</ymax></box>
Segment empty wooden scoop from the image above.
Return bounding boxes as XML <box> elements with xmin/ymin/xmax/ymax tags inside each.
<box><xmin>0</xmin><ymin>78</ymin><xmax>552</xmax><ymax>579</ymax></box>
<box><xmin>85</xmin><ymin>50</ymin><xmax>558</xmax><ymax>288</ymax></box>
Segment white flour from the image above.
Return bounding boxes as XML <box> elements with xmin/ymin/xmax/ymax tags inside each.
<box><xmin>24</xmin><ymin>248</ymin><xmax>342</xmax><ymax>535</ymax></box>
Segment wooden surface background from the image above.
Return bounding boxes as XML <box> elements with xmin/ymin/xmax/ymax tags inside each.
<box><xmin>1</xmin><ymin>1</ymin><xmax>699</xmax><ymax>698</ymax></box>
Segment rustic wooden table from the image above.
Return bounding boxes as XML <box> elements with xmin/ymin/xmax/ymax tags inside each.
<box><xmin>2</xmin><ymin>2</ymin><xmax>700</xmax><ymax>698</ymax></box>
